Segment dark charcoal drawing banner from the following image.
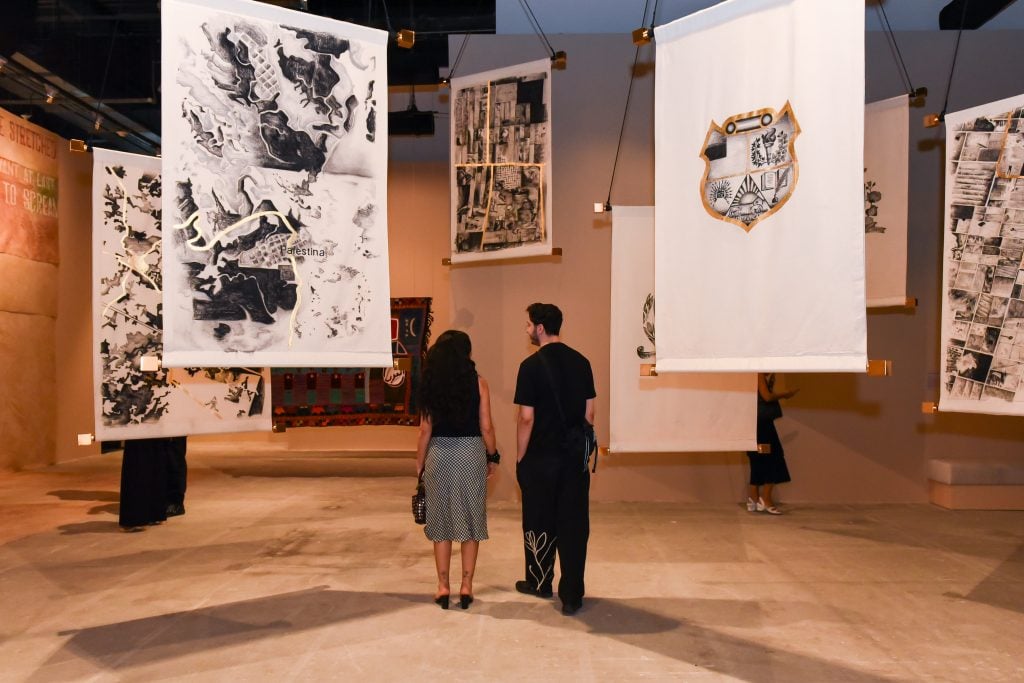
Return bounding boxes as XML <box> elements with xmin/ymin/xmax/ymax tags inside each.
<box><xmin>161</xmin><ymin>0</ymin><xmax>392</xmax><ymax>368</ymax></box>
<box><xmin>91</xmin><ymin>148</ymin><xmax>271</xmax><ymax>439</ymax></box>
<box><xmin>270</xmin><ymin>297</ymin><xmax>432</xmax><ymax>427</ymax></box>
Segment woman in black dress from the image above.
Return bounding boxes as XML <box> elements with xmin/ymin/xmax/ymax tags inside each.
<box><xmin>746</xmin><ymin>373</ymin><xmax>797</xmax><ymax>515</ymax></box>
<box><xmin>416</xmin><ymin>331</ymin><xmax>498</xmax><ymax>609</ymax></box>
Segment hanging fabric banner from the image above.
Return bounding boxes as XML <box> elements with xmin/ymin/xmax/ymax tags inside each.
<box><xmin>654</xmin><ymin>0</ymin><xmax>866</xmax><ymax>372</ymax></box>
<box><xmin>865</xmin><ymin>95</ymin><xmax>910</xmax><ymax>307</ymax></box>
<box><xmin>92</xmin><ymin>148</ymin><xmax>272</xmax><ymax>440</ymax></box>
<box><xmin>941</xmin><ymin>94</ymin><xmax>1024</xmax><ymax>415</ymax></box>
<box><xmin>450</xmin><ymin>59</ymin><xmax>553</xmax><ymax>263</ymax></box>
<box><xmin>161</xmin><ymin>0</ymin><xmax>392</xmax><ymax>368</ymax></box>
<box><xmin>0</xmin><ymin>105</ymin><xmax>59</xmax><ymax>264</ymax></box>
<box><xmin>611</xmin><ymin>207</ymin><xmax>755</xmax><ymax>452</ymax></box>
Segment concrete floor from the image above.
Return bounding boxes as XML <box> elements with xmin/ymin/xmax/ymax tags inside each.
<box><xmin>0</xmin><ymin>449</ymin><xmax>1022</xmax><ymax>682</ymax></box>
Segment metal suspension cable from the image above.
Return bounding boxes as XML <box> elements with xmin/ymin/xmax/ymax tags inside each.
<box><xmin>518</xmin><ymin>0</ymin><xmax>556</xmax><ymax>57</ymax></box>
<box><xmin>940</xmin><ymin>1</ymin><xmax>970</xmax><ymax>117</ymax></box>
<box><xmin>876</xmin><ymin>1</ymin><xmax>915</xmax><ymax>95</ymax></box>
<box><xmin>605</xmin><ymin>0</ymin><xmax>653</xmax><ymax>208</ymax></box>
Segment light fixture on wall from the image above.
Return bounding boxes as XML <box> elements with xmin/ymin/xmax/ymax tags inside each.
<box><xmin>631</xmin><ymin>27</ymin><xmax>652</xmax><ymax>46</ymax></box>
<box><xmin>396</xmin><ymin>29</ymin><xmax>415</xmax><ymax>49</ymax></box>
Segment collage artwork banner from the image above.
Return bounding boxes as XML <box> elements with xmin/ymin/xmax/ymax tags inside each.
<box><xmin>864</xmin><ymin>95</ymin><xmax>909</xmax><ymax>307</ymax></box>
<box><xmin>941</xmin><ymin>93</ymin><xmax>1024</xmax><ymax>415</ymax></box>
<box><xmin>450</xmin><ymin>59</ymin><xmax>553</xmax><ymax>263</ymax></box>
<box><xmin>271</xmin><ymin>297</ymin><xmax>432</xmax><ymax>427</ymax></box>
<box><xmin>91</xmin><ymin>148</ymin><xmax>271</xmax><ymax>440</ymax></box>
<box><xmin>0</xmin><ymin>105</ymin><xmax>59</xmax><ymax>264</ymax></box>
<box><xmin>653</xmin><ymin>0</ymin><xmax>867</xmax><ymax>372</ymax></box>
<box><xmin>161</xmin><ymin>0</ymin><xmax>393</xmax><ymax>368</ymax></box>
<box><xmin>610</xmin><ymin>207</ymin><xmax>755</xmax><ymax>452</ymax></box>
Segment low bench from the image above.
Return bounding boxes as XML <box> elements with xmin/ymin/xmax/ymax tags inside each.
<box><xmin>928</xmin><ymin>456</ymin><xmax>1024</xmax><ymax>510</ymax></box>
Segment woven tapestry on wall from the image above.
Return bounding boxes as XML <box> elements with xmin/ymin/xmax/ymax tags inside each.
<box><xmin>271</xmin><ymin>297</ymin><xmax>432</xmax><ymax>426</ymax></box>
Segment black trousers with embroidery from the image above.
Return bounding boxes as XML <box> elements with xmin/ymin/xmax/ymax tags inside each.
<box><xmin>516</xmin><ymin>453</ymin><xmax>590</xmax><ymax>606</ymax></box>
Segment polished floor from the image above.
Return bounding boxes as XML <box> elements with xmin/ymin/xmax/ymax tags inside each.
<box><xmin>1</xmin><ymin>448</ymin><xmax>1022</xmax><ymax>682</ymax></box>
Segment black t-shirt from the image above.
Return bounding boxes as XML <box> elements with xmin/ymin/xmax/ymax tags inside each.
<box><xmin>514</xmin><ymin>342</ymin><xmax>596</xmax><ymax>457</ymax></box>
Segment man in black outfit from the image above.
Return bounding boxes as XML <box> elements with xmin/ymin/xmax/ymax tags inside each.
<box><xmin>513</xmin><ymin>303</ymin><xmax>596</xmax><ymax>615</ymax></box>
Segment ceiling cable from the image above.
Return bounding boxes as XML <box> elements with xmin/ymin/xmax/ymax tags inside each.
<box><xmin>517</xmin><ymin>0</ymin><xmax>556</xmax><ymax>58</ymax></box>
<box><xmin>446</xmin><ymin>33</ymin><xmax>471</xmax><ymax>81</ymax></box>
<box><xmin>605</xmin><ymin>0</ymin><xmax>653</xmax><ymax>209</ymax></box>
<box><xmin>876</xmin><ymin>2</ymin><xmax>922</xmax><ymax>98</ymax></box>
<box><xmin>940</xmin><ymin>0</ymin><xmax>970</xmax><ymax>120</ymax></box>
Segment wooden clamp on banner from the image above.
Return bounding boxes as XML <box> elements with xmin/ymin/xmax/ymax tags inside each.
<box><xmin>77</xmin><ymin>433</ymin><xmax>95</xmax><ymax>446</ymax></box>
<box><xmin>639</xmin><ymin>364</ymin><xmax>657</xmax><ymax>377</ymax></box>
<box><xmin>272</xmin><ymin>423</ymin><xmax>287</xmax><ymax>433</ymax></box>
<box><xmin>756</xmin><ymin>443</ymin><xmax>771</xmax><ymax>454</ymax></box>
<box><xmin>393</xmin><ymin>357</ymin><xmax>412</xmax><ymax>371</ymax></box>
<box><xmin>921</xmin><ymin>401</ymin><xmax>939</xmax><ymax>414</ymax></box>
<box><xmin>441</xmin><ymin>248</ymin><xmax>562</xmax><ymax>266</ymax></box>
<box><xmin>867</xmin><ymin>359</ymin><xmax>892</xmax><ymax>377</ymax></box>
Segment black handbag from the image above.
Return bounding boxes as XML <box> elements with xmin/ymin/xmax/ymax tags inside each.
<box><xmin>412</xmin><ymin>473</ymin><xmax>426</xmax><ymax>525</ymax></box>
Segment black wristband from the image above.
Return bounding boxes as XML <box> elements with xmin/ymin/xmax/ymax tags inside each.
<box><xmin>486</xmin><ymin>450</ymin><xmax>500</xmax><ymax>464</ymax></box>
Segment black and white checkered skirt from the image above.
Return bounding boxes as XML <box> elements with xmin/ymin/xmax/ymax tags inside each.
<box><xmin>423</xmin><ymin>436</ymin><xmax>488</xmax><ymax>542</ymax></box>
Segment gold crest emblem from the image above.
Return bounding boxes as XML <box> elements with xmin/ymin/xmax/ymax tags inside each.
<box><xmin>699</xmin><ymin>102</ymin><xmax>800</xmax><ymax>232</ymax></box>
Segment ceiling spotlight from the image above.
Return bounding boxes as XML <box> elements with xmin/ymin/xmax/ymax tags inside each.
<box><xmin>396</xmin><ymin>29</ymin><xmax>415</xmax><ymax>49</ymax></box>
<box><xmin>44</xmin><ymin>86</ymin><xmax>57</xmax><ymax>104</ymax></box>
<box><xmin>0</xmin><ymin>56</ymin><xmax>7</xmax><ymax>73</ymax></box>
<box><xmin>93</xmin><ymin>115</ymin><xmax>103</xmax><ymax>131</ymax></box>
<box><xmin>551</xmin><ymin>50</ymin><xmax>567</xmax><ymax>70</ymax></box>
<box><xmin>116</xmin><ymin>130</ymin><xmax>129</xmax><ymax>138</ymax></box>
<box><xmin>632</xmin><ymin>27</ymin><xmax>652</xmax><ymax>45</ymax></box>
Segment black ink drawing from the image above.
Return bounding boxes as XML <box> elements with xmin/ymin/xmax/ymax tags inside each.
<box><xmin>93</xmin><ymin>149</ymin><xmax>269</xmax><ymax>438</ymax></box>
<box><xmin>636</xmin><ymin>293</ymin><xmax>655</xmax><ymax>359</ymax></box>
<box><xmin>700</xmin><ymin>103</ymin><xmax>800</xmax><ymax>232</ymax></box>
<box><xmin>452</xmin><ymin>64</ymin><xmax>550</xmax><ymax>256</ymax></box>
<box><xmin>943</xmin><ymin>105</ymin><xmax>1024</xmax><ymax>404</ymax></box>
<box><xmin>163</xmin><ymin>1</ymin><xmax>389</xmax><ymax>363</ymax></box>
<box><xmin>864</xmin><ymin>173</ymin><xmax>886</xmax><ymax>233</ymax></box>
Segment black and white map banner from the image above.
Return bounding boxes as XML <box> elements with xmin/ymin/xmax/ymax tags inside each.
<box><xmin>611</xmin><ymin>207</ymin><xmax>755</xmax><ymax>452</ymax></box>
<box><xmin>865</xmin><ymin>95</ymin><xmax>909</xmax><ymax>307</ymax></box>
<box><xmin>941</xmin><ymin>94</ymin><xmax>1024</xmax><ymax>415</ymax></box>
<box><xmin>654</xmin><ymin>0</ymin><xmax>866</xmax><ymax>372</ymax></box>
<box><xmin>92</xmin><ymin>148</ymin><xmax>271</xmax><ymax>440</ymax></box>
<box><xmin>162</xmin><ymin>0</ymin><xmax>392</xmax><ymax>367</ymax></box>
<box><xmin>450</xmin><ymin>59</ymin><xmax>553</xmax><ymax>263</ymax></box>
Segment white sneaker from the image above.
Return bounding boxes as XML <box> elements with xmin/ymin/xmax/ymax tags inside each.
<box><xmin>746</xmin><ymin>497</ymin><xmax>757</xmax><ymax>512</ymax></box>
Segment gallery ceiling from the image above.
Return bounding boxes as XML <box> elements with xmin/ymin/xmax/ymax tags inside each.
<box><xmin>0</xmin><ymin>0</ymin><xmax>1019</xmax><ymax>153</ymax></box>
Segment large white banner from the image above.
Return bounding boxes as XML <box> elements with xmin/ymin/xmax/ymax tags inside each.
<box><xmin>92</xmin><ymin>148</ymin><xmax>271</xmax><ymax>440</ymax></box>
<box><xmin>865</xmin><ymin>96</ymin><xmax>910</xmax><ymax>307</ymax></box>
<box><xmin>162</xmin><ymin>0</ymin><xmax>392</xmax><ymax>367</ymax></box>
<box><xmin>941</xmin><ymin>94</ymin><xmax>1024</xmax><ymax>415</ymax></box>
<box><xmin>654</xmin><ymin>0</ymin><xmax>866</xmax><ymax>372</ymax></box>
<box><xmin>450</xmin><ymin>59</ymin><xmax>553</xmax><ymax>263</ymax></box>
<box><xmin>611</xmin><ymin>207</ymin><xmax>756</xmax><ymax>452</ymax></box>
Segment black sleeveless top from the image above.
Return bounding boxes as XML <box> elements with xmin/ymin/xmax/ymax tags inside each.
<box><xmin>431</xmin><ymin>376</ymin><xmax>481</xmax><ymax>437</ymax></box>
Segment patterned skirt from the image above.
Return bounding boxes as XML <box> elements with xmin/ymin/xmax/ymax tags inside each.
<box><xmin>423</xmin><ymin>436</ymin><xmax>488</xmax><ymax>542</ymax></box>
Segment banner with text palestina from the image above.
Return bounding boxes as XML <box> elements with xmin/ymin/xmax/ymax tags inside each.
<box><xmin>450</xmin><ymin>59</ymin><xmax>553</xmax><ymax>263</ymax></box>
<box><xmin>611</xmin><ymin>207</ymin><xmax>755</xmax><ymax>452</ymax></box>
<box><xmin>654</xmin><ymin>0</ymin><xmax>867</xmax><ymax>372</ymax></box>
<box><xmin>92</xmin><ymin>148</ymin><xmax>272</xmax><ymax>440</ymax></box>
<box><xmin>864</xmin><ymin>95</ymin><xmax>910</xmax><ymax>307</ymax></box>
<box><xmin>941</xmin><ymin>94</ymin><xmax>1024</xmax><ymax>415</ymax></box>
<box><xmin>161</xmin><ymin>0</ymin><xmax>392</xmax><ymax>368</ymax></box>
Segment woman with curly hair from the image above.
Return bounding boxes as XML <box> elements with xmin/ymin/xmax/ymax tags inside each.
<box><xmin>416</xmin><ymin>330</ymin><xmax>498</xmax><ymax>609</ymax></box>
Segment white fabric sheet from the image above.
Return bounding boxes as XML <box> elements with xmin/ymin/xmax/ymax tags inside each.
<box><xmin>611</xmin><ymin>207</ymin><xmax>756</xmax><ymax>452</ymax></box>
<box><xmin>450</xmin><ymin>59</ymin><xmax>553</xmax><ymax>263</ymax></box>
<box><xmin>161</xmin><ymin>0</ymin><xmax>392</xmax><ymax>367</ymax></box>
<box><xmin>940</xmin><ymin>94</ymin><xmax>1024</xmax><ymax>415</ymax></box>
<box><xmin>865</xmin><ymin>96</ymin><xmax>910</xmax><ymax>307</ymax></box>
<box><xmin>92</xmin><ymin>148</ymin><xmax>272</xmax><ymax>439</ymax></box>
<box><xmin>654</xmin><ymin>0</ymin><xmax>867</xmax><ymax>372</ymax></box>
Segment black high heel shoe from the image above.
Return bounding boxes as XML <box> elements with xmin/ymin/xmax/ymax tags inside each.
<box><xmin>434</xmin><ymin>595</ymin><xmax>450</xmax><ymax>610</ymax></box>
<box><xmin>459</xmin><ymin>594</ymin><xmax>474</xmax><ymax>610</ymax></box>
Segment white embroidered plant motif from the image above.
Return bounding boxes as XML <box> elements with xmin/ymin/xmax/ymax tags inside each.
<box><xmin>524</xmin><ymin>530</ymin><xmax>556</xmax><ymax>588</ymax></box>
